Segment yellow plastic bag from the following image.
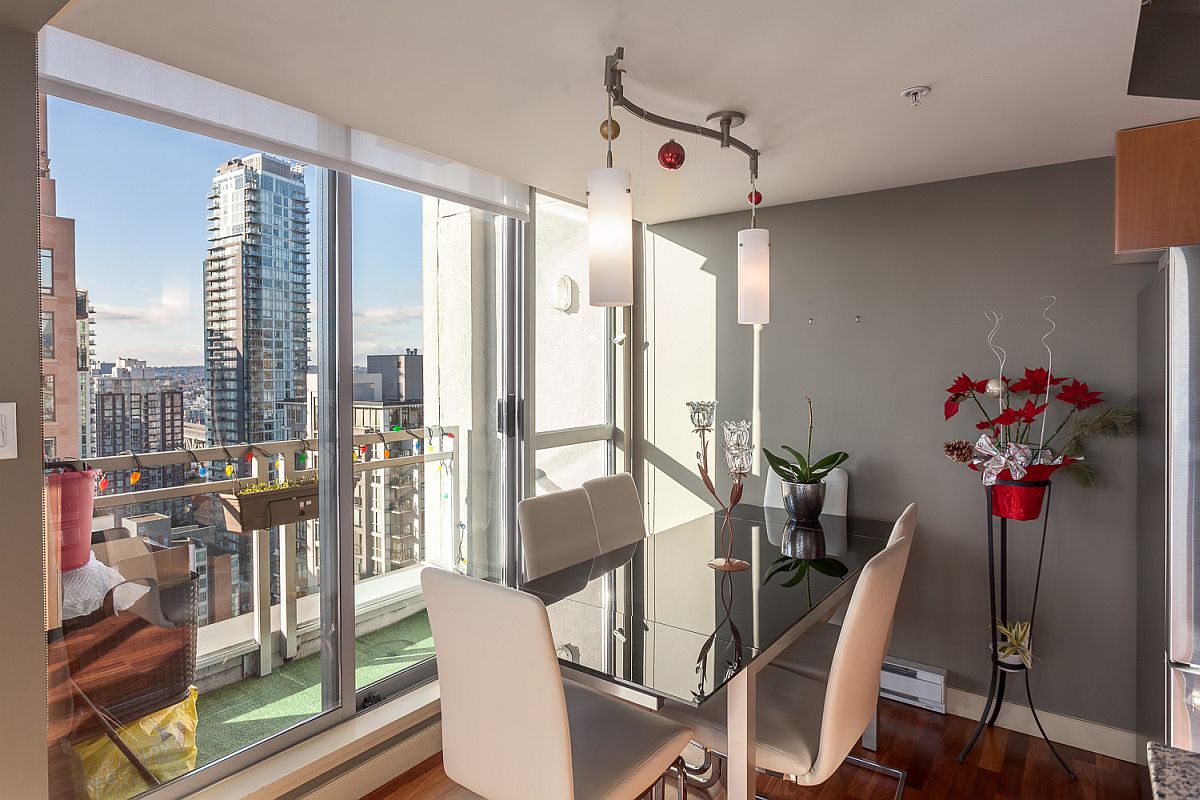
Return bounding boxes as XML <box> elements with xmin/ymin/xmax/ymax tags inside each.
<box><xmin>72</xmin><ymin>686</ymin><xmax>199</xmax><ymax>800</ymax></box>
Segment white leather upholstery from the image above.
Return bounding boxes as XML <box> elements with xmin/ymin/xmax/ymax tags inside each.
<box><xmin>660</xmin><ymin>532</ymin><xmax>914</xmax><ymax>787</ymax></box>
<box><xmin>422</xmin><ymin>566</ymin><xmax>573</xmax><ymax>799</ymax></box>
<box><xmin>582</xmin><ymin>472</ymin><xmax>647</xmax><ymax>554</ymax></box>
<box><xmin>422</xmin><ymin>567</ymin><xmax>692</xmax><ymax>800</ymax></box>
<box><xmin>518</xmin><ymin>488</ymin><xmax>601</xmax><ymax>581</ymax></box>
<box><xmin>763</xmin><ymin>466</ymin><xmax>849</xmax><ymax>516</ymax></box>
<box><xmin>773</xmin><ymin>503</ymin><xmax>918</xmax><ymax>680</ymax></box>
<box><xmin>564</xmin><ymin>682</ymin><xmax>694</xmax><ymax>800</ymax></box>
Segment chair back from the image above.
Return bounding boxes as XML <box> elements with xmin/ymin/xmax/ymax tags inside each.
<box><xmin>518</xmin><ymin>488</ymin><xmax>601</xmax><ymax>581</ymax></box>
<box><xmin>763</xmin><ymin>467</ymin><xmax>849</xmax><ymax>516</ymax></box>
<box><xmin>421</xmin><ymin>567</ymin><xmax>574</xmax><ymax>800</ymax></box>
<box><xmin>582</xmin><ymin>472</ymin><xmax>646</xmax><ymax>553</ymax></box>
<box><xmin>888</xmin><ymin>502</ymin><xmax>918</xmax><ymax>545</ymax></box>
<box><xmin>809</xmin><ymin>534</ymin><xmax>913</xmax><ymax>783</ymax></box>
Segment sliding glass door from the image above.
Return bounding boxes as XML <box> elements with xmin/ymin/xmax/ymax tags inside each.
<box><xmin>348</xmin><ymin>179</ymin><xmax>512</xmax><ymax>698</ymax></box>
<box><xmin>39</xmin><ymin>91</ymin><xmax>622</xmax><ymax>800</ymax></box>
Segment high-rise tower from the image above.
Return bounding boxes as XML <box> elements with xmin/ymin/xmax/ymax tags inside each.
<box><xmin>203</xmin><ymin>154</ymin><xmax>310</xmax><ymax>448</ymax></box>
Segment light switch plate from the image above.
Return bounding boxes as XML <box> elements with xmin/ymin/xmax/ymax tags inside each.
<box><xmin>0</xmin><ymin>402</ymin><xmax>17</xmax><ymax>459</ymax></box>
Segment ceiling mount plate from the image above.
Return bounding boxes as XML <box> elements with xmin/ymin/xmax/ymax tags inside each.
<box><xmin>901</xmin><ymin>86</ymin><xmax>931</xmax><ymax>106</ymax></box>
<box><xmin>706</xmin><ymin>110</ymin><xmax>746</xmax><ymax>128</ymax></box>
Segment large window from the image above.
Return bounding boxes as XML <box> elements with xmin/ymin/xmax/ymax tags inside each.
<box><xmin>41</xmin><ymin>94</ymin><xmax>535</xmax><ymax>800</ymax></box>
<box><xmin>42</xmin><ymin>97</ymin><xmax>340</xmax><ymax>799</ymax></box>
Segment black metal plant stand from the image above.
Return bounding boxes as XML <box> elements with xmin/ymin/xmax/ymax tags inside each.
<box><xmin>957</xmin><ymin>478</ymin><xmax>1077</xmax><ymax>780</ymax></box>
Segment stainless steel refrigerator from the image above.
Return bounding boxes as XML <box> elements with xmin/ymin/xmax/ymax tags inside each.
<box><xmin>1138</xmin><ymin>245</ymin><xmax>1200</xmax><ymax>748</ymax></box>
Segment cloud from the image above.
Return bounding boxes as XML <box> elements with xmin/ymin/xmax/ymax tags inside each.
<box><xmin>354</xmin><ymin>306</ymin><xmax>422</xmax><ymax>324</ymax></box>
<box><xmin>93</xmin><ymin>282</ymin><xmax>196</xmax><ymax>327</ymax></box>
<box><xmin>352</xmin><ymin>306</ymin><xmax>423</xmax><ymax>364</ymax></box>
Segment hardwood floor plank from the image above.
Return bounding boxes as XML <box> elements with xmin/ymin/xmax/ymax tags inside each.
<box><xmin>362</xmin><ymin>700</ymin><xmax>1145</xmax><ymax>800</ymax></box>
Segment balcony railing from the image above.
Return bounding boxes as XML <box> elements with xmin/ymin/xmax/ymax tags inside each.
<box><xmin>72</xmin><ymin>426</ymin><xmax>460</xmax><ymax>683</ymax></box>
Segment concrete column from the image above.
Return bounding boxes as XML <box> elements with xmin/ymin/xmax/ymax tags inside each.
<box><xmin>421</xmin><ymin>198</ymin><xmax>502</xmax><ymax>579</ymax></box>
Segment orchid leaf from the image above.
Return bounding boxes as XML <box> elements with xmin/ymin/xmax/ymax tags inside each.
<box><xmin>781</xmin><ymin>562</ymin><xmax>809</xmax><ymax>587</ymax></box>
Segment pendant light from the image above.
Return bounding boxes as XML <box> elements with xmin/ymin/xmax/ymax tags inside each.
<box><xmin>588</xmin><ymin>94</ymin><xmax>633</xmax><ymax>307</ymax></box>
<box><xmin>737</xmin><ymin>178</ymin><xmax>769</xmax><ymax>325</ymax></box>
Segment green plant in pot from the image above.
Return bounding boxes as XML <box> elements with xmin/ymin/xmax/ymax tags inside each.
<box><xmin>995</xmin><ymin>618</ymin><xmax>1034</xmax><ymax>670</ymax></box>
<box><xmin>763</xmin><ymin>396</ymin><xmax>849</xmax><ymax>520</ymax></box>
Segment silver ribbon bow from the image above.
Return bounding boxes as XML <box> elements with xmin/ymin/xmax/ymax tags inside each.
<box><xmin>973</xmin><ymin>434</ymin><xmax>1032</xmax><ymax>486</ymax></box>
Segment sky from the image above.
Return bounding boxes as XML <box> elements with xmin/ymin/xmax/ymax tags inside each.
<box><xmin>46</xmin><ymin>96</ymin><xmax>423</xmax><ymax>367</ymax></box>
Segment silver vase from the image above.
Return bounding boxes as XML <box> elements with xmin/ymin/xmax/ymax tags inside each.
<box><xmin>782</xmin><ymin>480</ymin><xmax>826</xmax><ymax>520</ymax></box>
<box><xmin>781</xmin><ymin>521</ymin><xmax>826</xmax><ymax>559</ymax></box>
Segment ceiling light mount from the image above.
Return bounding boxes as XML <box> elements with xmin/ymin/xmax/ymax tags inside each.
<box><xmin>604</xmin><ymin>47</ymin><xmax>761</xmax><ymax>179</ymax></box>
<box><xmin>901</xmin><ymin>85</ymin><xmax>932</xmax><ymax>108</ymax></box>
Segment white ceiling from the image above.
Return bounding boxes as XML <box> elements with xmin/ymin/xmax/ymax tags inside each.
<box><xmin>51</xmin><ymin>0</ymin><xmax>1200</xmax><ymax>223</ymax></box>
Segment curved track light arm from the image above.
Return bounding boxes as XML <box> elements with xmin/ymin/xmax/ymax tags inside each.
<box><xmin>604</xmin><ymin>46</ymin><xmax>760</xmax><ymax>179</ymax></box>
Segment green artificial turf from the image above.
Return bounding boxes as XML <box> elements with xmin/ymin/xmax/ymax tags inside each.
<box><xmin>194</xmin><ymin>609</ymin><xmax>433</xmax><ymax>765</ymax></box>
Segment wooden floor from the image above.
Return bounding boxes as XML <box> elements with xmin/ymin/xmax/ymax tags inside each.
<box><xmin>363</xmin><ymin>699</ymin><xmax>1148</xmax><ymax>800</ymax></box>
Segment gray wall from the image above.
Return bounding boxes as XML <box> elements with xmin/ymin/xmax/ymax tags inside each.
<box><xmin>0</xmin><ymin>21</ymin><xmax>50</xmax><ymax>799</ymax></box>
<box><xmin>644</xmin><ymin>157</ymin><xmax>1152</xmax><ymax>731</ymax></box>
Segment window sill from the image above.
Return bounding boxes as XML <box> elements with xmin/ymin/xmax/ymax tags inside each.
<box><xmin>189</xmin><ymin>680</ymin><xmax>440</xmax><ymax>800</ymax></box>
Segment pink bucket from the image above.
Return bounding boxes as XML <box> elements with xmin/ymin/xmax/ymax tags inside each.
<box><xmin>47</xmin><ymin>469</ymin><xmax>98</xmax><ymax>572</ymax></box>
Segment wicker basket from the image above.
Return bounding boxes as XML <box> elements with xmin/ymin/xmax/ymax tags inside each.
<box><xmin>61</xmin><ymin>574</ymin><xmax>198</xmax><ymax>738</ymax></box>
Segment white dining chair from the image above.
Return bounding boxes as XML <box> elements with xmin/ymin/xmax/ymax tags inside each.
<box><xmin>421</xmin><ymin>567</ymin><xmax>694</xmax><ymax>800</ymax></box>
<box><xmin>762</xmin><ymin>466</ymin><xmax>849</xmax><ymax>516</ymax></box>
<box><xmin>518</xmin><ymin>488</ymin><xmax>602</xmax><ymax>582</ymax></box>
<box><xmin>583</xmin><ymin>472</ymin><xmax>647</xmax><ymax>553</ymax></box>
<box><xmin>771</xmin><ymin>503</ymin><xmax>918</xmax><ymax>752</ymax></box>
<box><xmin>660</xmin><ymin>533</ymin><xmax>914</xmax><ymax>799</ymax></box>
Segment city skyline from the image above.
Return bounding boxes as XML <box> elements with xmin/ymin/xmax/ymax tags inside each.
<box><xmin>46</xmin><ymin>95</ymin><xmax>424</xmax><ymax>367</ymax></box>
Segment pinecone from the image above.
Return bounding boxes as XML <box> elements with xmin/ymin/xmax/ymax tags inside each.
<box><xmin>944</xmin><ymin>439</ymin><xmax>974</xmax><ymax>463</ymax></box>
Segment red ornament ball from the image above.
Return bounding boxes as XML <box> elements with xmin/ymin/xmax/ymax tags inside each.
<box><xmin>658</xmin><ymin>139</ymin><xmax>686</xmax><ymax>171</ymax></box>
<box><xmin>748</xmin><ymin>190</ymin><xmax>763</xmax><ymax>206</ymax></box>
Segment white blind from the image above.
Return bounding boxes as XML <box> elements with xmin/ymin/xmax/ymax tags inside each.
<box><xmin>38</xmin><ymin>27</ymin><xmax>530</xmax><ymax>219</ymax></box>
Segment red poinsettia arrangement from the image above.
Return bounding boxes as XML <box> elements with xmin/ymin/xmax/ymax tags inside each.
<box><xmin>944</xmin><ymin>367</ymin><xmax>1103</xmax><ymax>449</ymax></box>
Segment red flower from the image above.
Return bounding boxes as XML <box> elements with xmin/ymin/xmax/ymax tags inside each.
<box><xmin>944</xmin><ymin>399</ymin><xmax>961</xmax><ymax>420</ymax></box>
<box><xmin>1055</xmin><ymin>379</ymin><xmax>1103</xmax><ymax>410</ymax></box>
<box><xmin>1010</xmin><ymin>367</ymin><xmax>1069</xmax><ymax>395</ymax></box>
<box><xmin>1012</xmin><ymin>399</ymin><xmax>1049</xmax><ymax>425</ymax></box>
<box><xmin>946</xmin><ymin>373</ymin><xmax>988</xmax><ymax>398</ymax></box>
<box><xmin>992</xmin><ymin>408</ymin><xmax>1021</xmax><ymax>427</ymax></box>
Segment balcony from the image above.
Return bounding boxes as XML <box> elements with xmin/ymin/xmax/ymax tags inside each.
<box><xmin>49</xmin><ymin>427</ymin><xmax>460</xmax><ymax>786</ymax></box>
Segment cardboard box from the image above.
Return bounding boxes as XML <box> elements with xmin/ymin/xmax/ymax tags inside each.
<box><xmin>92</xmin><ymin>537</ymin><xmax>191</xmax><ymax>586</ymax></box>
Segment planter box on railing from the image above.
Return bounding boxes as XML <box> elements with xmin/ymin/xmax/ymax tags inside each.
<box><xmin>219</xmin><ymin>482</ymin><xmax>319</xmax><ymax>533</ymax></box>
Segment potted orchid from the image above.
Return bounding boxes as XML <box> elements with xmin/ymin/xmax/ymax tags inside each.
<box><xmin>763</xmin><ymin>397</ymin><xmax>849</xmax><ymax>521</ymax></box>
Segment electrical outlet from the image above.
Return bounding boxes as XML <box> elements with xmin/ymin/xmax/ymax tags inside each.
<box><xmin>0</xmin><ymin>402</ymin><xmax>17</xmax><ymax>459</ymax></box>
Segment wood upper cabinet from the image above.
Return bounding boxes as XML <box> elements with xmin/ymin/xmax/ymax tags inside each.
<box><xmin>1115</xmin><ymin>117</ymin><xmax>1200</xmax><ymax>255</ymax></box>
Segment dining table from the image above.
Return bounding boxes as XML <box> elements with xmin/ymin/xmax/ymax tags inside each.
<box><xmin>518</xmin><ymin>504</ymin><xmax>892</xmax><ymax>800</ymax></box>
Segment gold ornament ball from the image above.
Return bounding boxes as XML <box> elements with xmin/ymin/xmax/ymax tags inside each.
<box><xmin>985</xmin><ymin>378</ymin><xmax>1007</xmax><ymax>398</ymax></box>
<box><xmin>600</xmin><ymin>119</ymin><xmax>621</xmax><ymax>141</ymax></box>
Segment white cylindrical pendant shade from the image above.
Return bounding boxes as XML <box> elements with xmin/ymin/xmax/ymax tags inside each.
<box><xmin>587</xmin><ymin>167</ymin><xmax>633</xmax><ymax>307</ymax></box>
<box><xmin>738</xmin><ymin>227</ymin><xmax>770</xmax><ymax>324</ymax></box>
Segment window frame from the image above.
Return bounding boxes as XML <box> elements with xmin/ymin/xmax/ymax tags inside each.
<box><xmin>36</xmin><ymin>75</ymin><xmax>627</xmax><ymax>800</ymax></box>
<box><xmin>39</xmin><ymin>247</ymin><xmax>53</xmax><ymax>294</ymax></box>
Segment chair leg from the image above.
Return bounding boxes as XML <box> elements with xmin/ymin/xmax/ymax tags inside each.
<box><xmin>675</xmin><ymin>756</ymin><xmax>687</xmax><ymax>799</ymax></box>
<box><xmin>845</xmin><ymin>754</ymin><xmax>907</xmax><ymax>799</ymax></box>
<box><xmin>861</xmin><ymin>705</ymin><xmax>879</xmax><ymax>752</ymax></box>
<box><xmin>651</xmin><ymin>776</ymin><xmax>665</xmax><ymax>800</ymax></box>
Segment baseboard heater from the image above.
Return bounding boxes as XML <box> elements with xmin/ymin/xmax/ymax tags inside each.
<box><xmin>881</xmin><ymin>656</ymin><xmax>946</xmax><ymax>714</ymax></box>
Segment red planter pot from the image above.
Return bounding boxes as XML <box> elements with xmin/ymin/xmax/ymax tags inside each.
<box><xmin>971</xmin><ymin>463</ymin><xmax>1068</xmax><ymax>521</ymax></box>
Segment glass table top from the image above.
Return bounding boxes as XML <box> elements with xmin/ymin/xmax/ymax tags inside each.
<box><xmin>520</xmin><ymin>507</ymin><xmax>891</xmax><ymax>705</ymax></box>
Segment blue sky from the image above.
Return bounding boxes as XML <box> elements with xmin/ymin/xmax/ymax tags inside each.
<box><xmin>47</xmin><ymin>96</ymin><xmax>423</xmax><ymax>366</ymax></box>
